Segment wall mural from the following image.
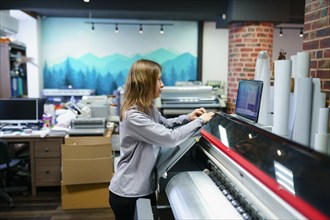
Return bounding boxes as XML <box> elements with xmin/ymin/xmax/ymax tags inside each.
<box><xmin>41</xmin><ymin>18</ymin><xmax>198</xmax><ymax>95</ymax></box>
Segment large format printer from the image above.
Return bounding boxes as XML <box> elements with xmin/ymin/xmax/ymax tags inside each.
<box><xmin>160</xmin><ymin>86</ymin><xmax>226</xmax><ymax>117</ymax></box>
<box><xmin>65</xmin><ymin>95</ymin><xmax>110</xmax><ymax>136</ymax></box>
<box><xmin>135</xmin><ymin>112</ymin><xmax>330</xmax><ymax>220</ymax></box>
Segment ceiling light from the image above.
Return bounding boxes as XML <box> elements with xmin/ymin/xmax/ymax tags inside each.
<box><xmin>139</xmin><ymin>24</ymin><xmax>143</xmax><ymax>34</ymax></box>
<box><xmin>299</xmin><ymin>28</ymin><xmax>303</xmax><ymax>38</ymax></box>
<box><xmin>222</xmin><ymin>13</ymin><xmax>226</xmax><ymax>20</ymax></box>
<box><xmin>279</xmin><ymin>27</ymin><xmax>283</xmax><ymax>37</ymax></box>
<box><xmin>115</xmin><ymin>24</ymin><xmax>119</xmax><ymax>33</ymax></box>
<box><xmin>160</xmin><ymin>24</ymin><xmax>164</xmax><ymax>34</ymax></box>
<box><xmin>85</xmin><ymin>21</ymin><xmax>174</xmax><ymax>33</ymax></box>
<box><xmin>83</xmin><ymin>0</ymin><xmax>90</xmax><ymax>2</ymax></box>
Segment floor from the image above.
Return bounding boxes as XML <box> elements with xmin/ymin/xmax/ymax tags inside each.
<box><xmin>0</xmin><ymin>187</ymin><xmax>115</xmax><ymax>220</ymax></box>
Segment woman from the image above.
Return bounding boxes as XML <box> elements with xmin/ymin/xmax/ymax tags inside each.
<box><xmin>109</xmin><ymin>59</ymin><xmax>214</xmax><ymax>220</ymax></box>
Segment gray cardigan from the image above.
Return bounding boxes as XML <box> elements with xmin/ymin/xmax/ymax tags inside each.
<box><xmin>109</xmin><ymin>106</ymin><xmax>203</xmax><ymax>197</ymax></box>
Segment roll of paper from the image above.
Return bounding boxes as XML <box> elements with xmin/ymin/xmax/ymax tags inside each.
<box><xmin>269</xmin><ymin>86</ymin><xmax>274</xmax><ymax>126</ymax></box>
<box><xmin>296</xmin><ymin>52</ymin><xmax>310</xmax><ymax>78</ymax></box>
<box><xmin>309</xmin><ymin>78</ymin><xmax>326</xmax><ymax>148</ymax></box>
<box><xmin>272</xmin><ymin>60</ymin><xmax>292</xmax><ymax>137</ymax></box>
<box><xmin>314</xmin><ymin>133</ymin><xmax>329</xmax><ymax>154</ymax></box>
<box><xmin>292</xmin><ymin>77</ymin><xmax>313</xmax><ymax>146</ymax></box>
<box><xmin>254</xmin><ymin>51</ymin><xmax>271</xmax><ymax>126</ymax></box>
<box><xmin>288</xmin><ymin>93</ymin><xmax>296</xmax><ymax>138</ymax></box>
<box><xmin>318</xmin><ymin>107</ymin><xmax>329</xmax><ymax>134</ymax></box>
<box><xmin>290</xmin><ymin>55</ymin><xmax>297</xmax><ymax>78</ymax></box>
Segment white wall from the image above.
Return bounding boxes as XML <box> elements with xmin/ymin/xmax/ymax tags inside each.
<box><xmin>202</xmin><ymin>22</ymin><xmax>229</xmax><ymax>85</ymax></box>
<box><xmin>10</xmin><ymin>10</ymin><xmax>41</xmax><ymax>98</ymax></box>
<box><xmin>272</xmin><ymin>28</ymin><xmax>303</xmax><ymax>61</ymax></box>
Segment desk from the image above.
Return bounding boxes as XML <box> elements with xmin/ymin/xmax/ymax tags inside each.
<box><xmin>0</xmin><ymin>131</ymin><xmax>65</xmax><ymax>196</ymax></box>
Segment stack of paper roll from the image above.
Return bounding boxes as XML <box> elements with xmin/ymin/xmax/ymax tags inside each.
<box><xmin>314</xmin><ymin>108</ymin><xmax>330</xmax><ymax>155</ymax></box>
<box><xmin>271</xmin><ymin>50</ymin><xmax>328</xmax><ymax>150</ymax></box>
<box><xmin>290</xmin><ymin>51</ymin><xmax>328</xmax><ymax>149</ymax></box>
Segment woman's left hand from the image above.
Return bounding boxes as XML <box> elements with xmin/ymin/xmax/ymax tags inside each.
<box><xmin>189</xmin><ymin>108</ymin><xmax>207</xmax><ymax>121</ymax></box>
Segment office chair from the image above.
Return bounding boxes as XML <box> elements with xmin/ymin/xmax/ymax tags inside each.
<box><xmin>0</xmin><ymin>139</ymin><xmax>28</xmax><ymax>208</ymax></box>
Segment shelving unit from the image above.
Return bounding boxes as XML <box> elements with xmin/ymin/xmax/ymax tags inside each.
<box><xmin>0</xmin><ymin>42</ymin><xmax>28</xmax><ymax>98</ymax></box>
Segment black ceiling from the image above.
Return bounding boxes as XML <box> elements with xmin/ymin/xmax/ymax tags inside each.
<box><xmin>1</xmin><ymin>0</ymin><xmax>305</xmax><ymax>25</ymax></box>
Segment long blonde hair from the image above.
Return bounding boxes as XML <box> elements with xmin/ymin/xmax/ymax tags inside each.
<box><xmin>120</xmin><ymin>59</ymin><xmax>162</xmax><ymax>121</ymax></box>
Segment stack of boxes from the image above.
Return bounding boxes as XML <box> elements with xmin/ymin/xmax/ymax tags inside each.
<box><xmin>61</xmin><ymin>134</ymin><xmax>112</xmax><ymax>209</ymax></box>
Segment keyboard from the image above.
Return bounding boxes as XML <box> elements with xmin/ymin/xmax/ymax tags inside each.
<box><xmin>1</xmin><ymin>127</ymin><xmax>25</xmax><ymax>133</ymax></box>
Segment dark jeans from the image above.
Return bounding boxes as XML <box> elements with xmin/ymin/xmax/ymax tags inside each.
<box><xmin>109</xmin><ymin>190</ymin><xmax>156</xmax><ymax>220</ymax></box>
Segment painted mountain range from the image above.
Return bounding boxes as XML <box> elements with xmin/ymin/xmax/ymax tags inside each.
<box><xmin>44</xmin><ymin>48</ymin><xmax>197</xmax><ymax>95</ymax></box>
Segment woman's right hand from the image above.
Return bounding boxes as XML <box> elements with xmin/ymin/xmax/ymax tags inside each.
<box><xmin>199</xmin><ymin>112</ymin><xmax>215</xmax><ymax>124</ymax></box>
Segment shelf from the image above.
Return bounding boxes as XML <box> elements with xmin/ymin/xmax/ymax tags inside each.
<box><xmin>0</xmin><ymin>42</ymin><xmax>28</xmax><ymax>98</ymax></box>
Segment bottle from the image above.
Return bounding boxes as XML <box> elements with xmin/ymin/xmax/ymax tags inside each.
<box><xmin>42</xmin><ymin>113</ymin><xmax>53</xmax><ymax>129</ymax></box>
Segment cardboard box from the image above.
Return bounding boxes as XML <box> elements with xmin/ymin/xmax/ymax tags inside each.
<box><xmin>61</xmin><ymin>182</ymin><xmax>110</xmax><ymax>209</ymax></box>
<box><xmin>61</xmin><ymin>143</ymin><xmax>112</xmax><ymax>185</ymax></box>
<box><xmin>64</xmin><ymin>135</ymin><xmax>111</xmax><ymax>145</ymax></box>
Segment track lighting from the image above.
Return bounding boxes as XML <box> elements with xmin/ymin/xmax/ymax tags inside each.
<box><xmin>115</xmin><ymin>24</ymin><xmax>119</xmax><ymax>33</ymax></box>
<box><xmin>85</xmin><ymin>21</ymin><xmax>173</xmax><ymax>33</ymax></box>
<box><xmin>139</xmin><ymin>24</ymin><xmax>143</xmax><ymax>34</ymax></box>
<box><xmin>276</xmin><ymin>26</ymin><xmax>304</xmax><ymax>38</ymax></box>
<box><xmin>160</xmin><ymin>24</ymin><xmax>164</xmax><ymax>34</ymax></box>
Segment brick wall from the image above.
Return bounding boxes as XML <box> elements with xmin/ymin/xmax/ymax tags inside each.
<box><xmin>304</xmin><ymin>0</ymin><xmax>330</xmax><ymax>106</ymax></box>
<box><xmin>227</xmin><ymin>22</ymin><xmax>274</xmax><ymax>113</ymax></box>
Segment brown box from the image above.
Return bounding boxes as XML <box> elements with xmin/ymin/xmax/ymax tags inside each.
<box><xmin>61</xmin><ymin>142</ymin><xmax>112</xmax><ymax>185</ymax></box>
<box><xmin>64</xmin><ymin>135</ymin><xmax>111</xmax><ymax>145</ymax></box>
<box><xmin>61</xmin><ymin>182</ymin><xmax>110</xmax><ymax>209</ymax></box>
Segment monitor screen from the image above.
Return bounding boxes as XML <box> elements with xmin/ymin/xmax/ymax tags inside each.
<box><xmin>0</xmin><ymin>98</ymin><xmax>39</xmax><ymax>125</ymax></box>
<box><xmin>37</xmin><ymin>98</ymin><xmax>46</xmax><ymax>120</ymax></box>
<box><xmin>235</xmin><ymin>80</ymin><xmax>263</xmax><ymax>122</ymax></box>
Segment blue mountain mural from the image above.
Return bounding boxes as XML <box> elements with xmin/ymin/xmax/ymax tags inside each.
<box><xmin>144</xmin><ymin>48</ymin><xmax>178</xmax><ymax>64</ymax></box>
<box><xmin>44</xmin><ymin>48</ymin><xmax>197</xmax><ymax>95</ymax></box>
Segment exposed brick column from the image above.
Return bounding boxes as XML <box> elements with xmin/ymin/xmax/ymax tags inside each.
<box><xmin>304</xmin><ymin>0</ymin><xmax>330</xmax><ymax>106</ymax></box>
<box><xmin>227</xmin><ymin>22</ymin><xmax>274</xmax><ymax>113</ymax></box>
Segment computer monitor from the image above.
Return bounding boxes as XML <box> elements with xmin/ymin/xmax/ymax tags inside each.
<box><xmin>235</xmin><ymin>80</ymin><xmax>263</xmax><ymax>123</ymax></box>
<box><xmin>0</xmin><ymin>98</ymin><xmax>39</xmax><ymax>127</ymax></box>
<box><xmin>37</xmin><ymin>98</ymin><xmax>46</xmax><ymax>120</ymax></box>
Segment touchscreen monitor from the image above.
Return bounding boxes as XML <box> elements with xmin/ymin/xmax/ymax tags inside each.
<box><xmin>235</xmin><ymin>80</ymin><xmax>263</xmax><ymax>123</ymax></box>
